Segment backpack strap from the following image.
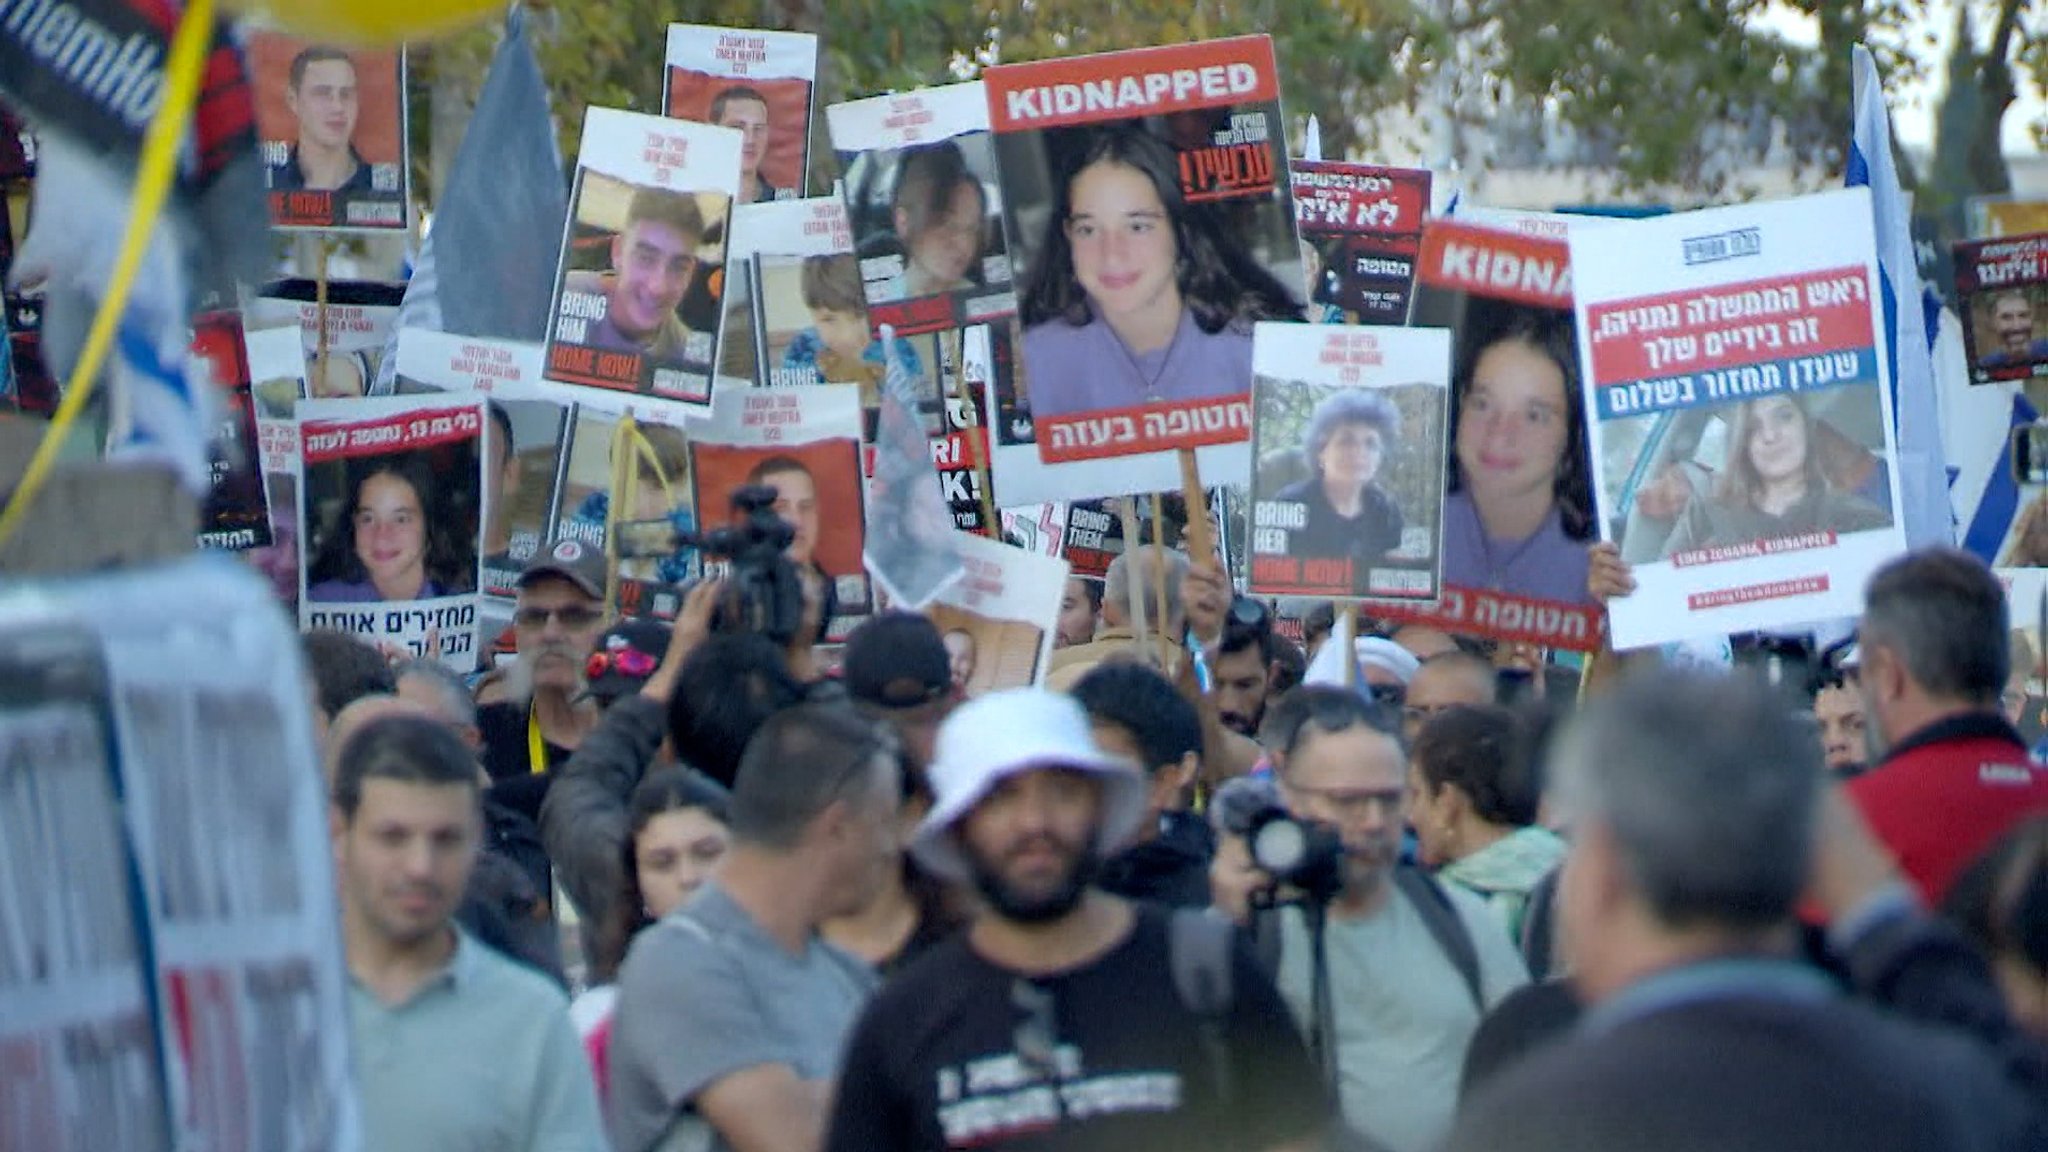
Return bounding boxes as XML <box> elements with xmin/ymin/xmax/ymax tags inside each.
<box><xmin>1518</xmin><ymin>864</ymin><xmax>1563</xmax><ymax>983</ymax></box>
<box><xmin>1393</xmin><ymin>866</ymin><xmax>1484</xmax><ymax>1012</ymax></box>
<box><xmin>1168</xmin><ymin>908</ymin><xmax>1238</xmax><ymax>1108</ymax></box>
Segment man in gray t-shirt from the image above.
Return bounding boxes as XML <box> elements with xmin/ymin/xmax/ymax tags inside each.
<box><xmin>606</xmin><ymin>703</ymin><xmax>902</xmax><ymax>1152</ymax></box>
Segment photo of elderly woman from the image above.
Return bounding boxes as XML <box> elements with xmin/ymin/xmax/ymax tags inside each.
<box><xmin>305</xmin><ymin>452</ymin><xmax>477</xmax><ymax>603</ymax></box>
<box><xmin>1014</xmin><ymin>126</ymin><xmax>1303</xmax><ymax>420</ymax></box>
<box><xmin>1275</xmin><ymin>390</ymin><xmax>1405</xmax><ymax>563</ymax></box>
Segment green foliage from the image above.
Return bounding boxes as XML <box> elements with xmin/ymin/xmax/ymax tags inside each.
<box><xmin>1253</xmin><ymin>377</ymin><xmax>1446</xmax><ymax>532</ymax></box>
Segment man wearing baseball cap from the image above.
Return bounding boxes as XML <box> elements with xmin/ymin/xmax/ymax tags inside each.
<box><xmin>825</xmin><ymin>689</ymin><xmax>1329</xmax><ymax>1151</ymax></box>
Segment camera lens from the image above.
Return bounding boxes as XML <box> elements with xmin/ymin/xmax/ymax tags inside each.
<box><xmin>1252</xmin><ymin>816</ymin><xmax>1308</xmax><ymax>874</ymax></box>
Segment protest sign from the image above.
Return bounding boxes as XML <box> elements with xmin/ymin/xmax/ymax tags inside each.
<box><xmin>719</xmin><ymin>195</ymin><xmax>903</xmax><ymax>394</ymax></box>
<box><xmin>549</xmin><ymin>404</ymin><xmax>701</xmax><ymax>621</ymax></box>
<box><xmin>986</xmin><ymin>35</ymin><xmax>1305</xmax><ymax>465</ymax></box>
<box><xmin>829</xmin><ymin>81</ymin><xmax>1016</xmax><ymax>336</ymax></box>
<box><xmin>0</xmin><ymin>104</ymin><xmax>32</xmax><ymax>182</ymax></box>
<box><xmin>6</xmin><ymin>287</ymin><xmax>58</xmax><ymax>416</ymax></box>
<box><xmin>1575</xmin><ymin>188</ymin><xmax>1906</xmax><ymax>650</ymax></box>
<box><xmin>1291</xmin><ymin>160</ymin><xmax>1430</xmax><ymax>324</ymax></box>
<box><xmin>1955</xmin><ymin>232</ymin><xmax>2048</xmax><ymax>385</ymax></box>
<box><xmin>925</xmin><ymin>531</ymin><xmax>1069</xmax><ymax>694</ymax></box>
<box><xmin>690</xmin><ymin>384</ymin><xmax>870</xmax><ymax>641</ymax></box>
<box><xmin>394</xmin><ymin>331</ymin><xmax>572</xmax><ymax>604</ymax></box>
<box><xmin>1247</xmin><ymin>323</ymin><xmax>1449</xmax><ymax>601</ymax></box>
<box><xmin>865</xmin><ymin>330</ymin><xmax>965</xmax><ymax>608</ymax></box>
<box><xmin>191</xmin><ymin>312</ymin><xmax>273</xmax><ymax>552</ymax></box>
<box><xmin>1372</xmin><ymin>218</ymin><xmax>1603</xmax><ymax>652</ymax></box>
<box><xmin>544</xmin><ymin>106</ymin><xmax>741</xmax><ymax>410</ymax></box>
<box><xmin>298</xmin><ymin>394</ymin><xmax>486</xmax><ymax>667</ymax></box>
<box><xmin>250</xmin><ymin>278</ymin><xmax>408</xmax><ymax>400</ymax></box>
<box><xmin>1001</xmin><ymin>502</ymin><xmax>1069</xmax><ymax>559</ymax></box>
<box><xmin>247</xmin><ymin>33</ymin><xmax>409</xmax><ymax>231</ymax></box>
<box><xmin>1060</xmin><ymin>498</ymin><xmax>1128</xmax><ymax>581</ymax></box>
<box><xmin>1970</xmin><ymin>196</ymin><xmax>2048</xmax><ymax>240</ymax></box>
<box><xmin>242</xmin><ymin>326</ymin><xmax>312</xmax><ymax>608</ymax></box>
<box><xmin>664</xmin><ymin>24</ymin><xmax>818</xmax><ymax>204</ymax></box>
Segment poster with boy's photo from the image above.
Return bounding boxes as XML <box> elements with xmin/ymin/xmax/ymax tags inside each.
<box><xmin>1247</xmin><ymin>323</ymin><xmax>1449</xmax><ymax>601</ymax></box>
<box><xmin>1955</xmin><ymin>233</ymin><xmax>2048</xmax><ymax>385</ymax></box>
<box><xmin>985</xmin><ymin>35</ymin><xmax>1306</xmax><ymax>466</ymax></box>
<box><xmin>249</xmin><ymin>278</ymin><xmax>407</xmax><ymax>400</ymax></box>
<box><xmin>393</xmin><ymin>331</ymin><xmax>572</xmax><ymax>603</ymax></box>
<box><xmin>924</xmin><ymin>531</ymin><xmax>1070</xmax><ymax>695</ymax></box>
<box><xmin>297</xmin><ymin>395</ymin><xmax>486</xmax><ymax>669</ymax></box>
<box><xmin>1372</xmin><ymin>218</ymin><xmax>1603</xmax><ymax>652</ymax></box>
<box><xmin>246</xmin><ymin>33</ymin><xmax>408</xmax><ymax>231</ymax></box>
<box><xmin>829</xmin><ymin>81</ymin><xmax>1016</xmax><ymax>335</ymax></box>
<box><xmin>543</xmin><ymin>107</ymin><xmax>742</xmax><ymax>411</ymax></box>
<box><xmin>690</xmin><ymin>383</ymin><xmax>870</xmax><ymax>642</ymax></box>
<box><xmin>1291</xmin><ymin>160</ymin><xmax>1430</xmax><ymax>325</ymax></box>
<box><xmin>242</xmin><ymin>326</ymin><xmax>311</xmax><ymax>608</ymax></box>
<box><xmin>546</xmin><ymin>401</ymin><xmax>702</xmax><ymax>622</ymax></box>
<box><xmin>1575</xmin><ymin>189</ymin><xmax>1905</xmax><ymax>650</ymax></box>
<box><xmin>664</xmin><ymin>24</ymin><xmax>818</xmax><ymax>206</ymax></box>
<box><xmin>190</xmin><ymin>312</ymin><xmax>271</xmax><ymax>551</ymax></box>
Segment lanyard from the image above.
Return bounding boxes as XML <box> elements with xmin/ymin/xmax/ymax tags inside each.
<box><xmin>528</xmin><ymin>706</ymin><xmax>547</xmax><ymax>776</ymax></box>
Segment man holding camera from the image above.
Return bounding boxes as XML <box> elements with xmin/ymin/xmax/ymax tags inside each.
<box><xmin>1261</xmin><ymin>686</ymin><xmax>1528</xmax><ymax>1152</ymax></box>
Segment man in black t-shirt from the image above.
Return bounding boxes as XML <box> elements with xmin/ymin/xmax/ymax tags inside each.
<box><xmin>825</xmin><ymin>689</ymin><xmax>1329</xmax><ymax>1152</ymax></box>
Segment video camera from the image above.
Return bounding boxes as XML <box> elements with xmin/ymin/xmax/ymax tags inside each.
<box><xmin>614</xmin><ymin>483</ymin><xmax>808</xmax><ymax>646</ymax></box>
<box><xmin>1244</xmin><ymin>806</ymin><xmax>1347</xmax><ymax>907</ymax></box>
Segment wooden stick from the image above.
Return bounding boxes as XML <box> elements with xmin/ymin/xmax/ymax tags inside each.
<box><xmin>313</xmin><ymin>239</ymin><xmax>333</xmax><ymax>395</ymax></box>
<box><xmin>1178</xmin><ymin>448</ymin><xmax>1214</xmax><ymax>564</ymax></box>
<box><xmin>946</xmin><ymin>328</ymin><xmax>999</xmax><ymax>537</ymax></box>
<box><xmin>604</xmin><ymin>411</ymin><xmax>636</xmax><ymax>616</ymax></box>
<box><xmin>1118</xmin><ymin>499</ymin><xmax>1150</xmax><ymax>661</ymax></box>
<box><xmin>1151</xmin><ymin>491</ymin><xmax>1173</xmax><ymax>671</ymax></box>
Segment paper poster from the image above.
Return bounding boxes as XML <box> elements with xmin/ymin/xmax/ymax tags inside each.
<box><xmin>249</xmin><ymin>278</ymin><xmax>408</xmax><ymax>400</ymax></box>
<box><xmin>297</xmin><ymin>394</ymin><xmax>486</xmax><ymax>668</ymax></box>
<box><xmin>1247</xmin><ymin>323</ymin><xmax>1450</xmax><ymax>600</ymax></box>
<box><xmin>828</xmin><ymin>81</ymin><xmax>1016</xmax><ymax>335</ymax></box>
<box><xmin>5</xmin><ymin>287</ymin><xmax>57</xmax><ymax>416</ymax></box>
<box><xmin>547</xmin><ymin>404</ymin><xmax>701</xmax><ymax>621</ymax></box>
<box><xmin>1373</xmin><ymin>218</ymin><xmax>1603</xmax><ymax>651</ymax></box>
<box><xmin>1955</xmin><ymin>232</ymin><xmax>2048</xmax><ymax>385</ymax></box>
<box><xmin>925</xmin><ymin>531</ymin><xmax>1070</xmax><ymax>694</ymax></box>
<box><xmin>663</xmin><ymin>24</ymin><xmax>818</xmax><ymax>205</ymax></box>
<box><xmin>865</xmin><ymin>331</ymin><xmax>965</xmax><ymax>608</ymax></box>
<box><xmin>719</xmin><ymin>196</ymin><xmax>883</xmax><ymax>392</ymax></box>
<box><xmin>191</xmin><ymin>312</ymin><xmax>273</xmax><ymax>552</ymax></box>
<box><xmin>1291</xmin><ymin>160</ymin><xmax>1430</xmax><ymax>324</ymax></box>
<box><xmin>1575</xmin><ymin>188</ymin><xmax>1906</xmax><ymax>650</ymax></box>
<box><xmin>985</xmin><ymin>35</ymin><xmax>1306</xmax><ymax>466</ymax></box>
<box><xmin>247</xmin><ymin>33</ymin><xmax>409</xmax><ymax>231</ymax></box>
<box><xmin>690</xmin><ymin>384</ymin><xmax>871</xmax><ymax>641</ymax></box>
<box><xmin>1000</xmin><ymin>502</ymin><xmax>1068</xmax><ymax>559</ymax></box>
<box><xmin>394</xmin><ymin>331</ymin><xmax>573</xmax><ymax>603</ymax></box>
<box><xmin>1060</xmin><ymin>498</ymin><xmax>1130</xmax><ymax>581</ymax></box>
<box><xmin>0</xmin><ymin>103</ymin><xmax>33</xmax><ymax>182</ymax></box>
<box><xmin>544</xmin><ymin>106</ymin><xmax>742</xmax><ymax>410</ymax></box>
<box><xmin>243</xmin><ymin>326</ymin><xmax>311</xmax><ymax>609</ymax></box>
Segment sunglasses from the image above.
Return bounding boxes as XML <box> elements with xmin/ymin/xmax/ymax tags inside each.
<box><xmin>515</xmin><ymin>604</ymin><xmax>605</xmax><ymax>630</ymax></box>
<box><xmin>586</xmin><ymin>648</ymin><xmax>657</xmax><ymax>681</ymax></box>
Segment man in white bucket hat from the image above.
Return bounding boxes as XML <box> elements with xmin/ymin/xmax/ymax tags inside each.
<box><xmin>824</xmin><ymin>689</ymin><xmax>1329</xmax><ymax>1152</ymax></box>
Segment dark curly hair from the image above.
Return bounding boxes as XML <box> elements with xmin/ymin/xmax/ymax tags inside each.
<box><xmin>1410</xmin><ymin>703</ymin><xmax>1541</xmax><ymax>828</ymax></box>
<box><xmin>1446</xmin><ymin>309</ymin><xmax>1594</xmax><ymax>542</ymax></box>
<box><xmin>309</xmin><ymin>454</ymin><xmax>473</xmax><ymax>594</ymax></box>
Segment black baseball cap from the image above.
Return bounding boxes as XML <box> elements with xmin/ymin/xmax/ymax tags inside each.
<box><xmin>842</xmin><ymin>611</ymin><xmax>952</xmax><ymax>709</ymax></box>
<box><xmin>519</xmin><ymin>538</ymin><xmax>606</xmax><ymax>600</ymax></box>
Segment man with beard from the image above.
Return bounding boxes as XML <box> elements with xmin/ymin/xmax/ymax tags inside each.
<box><xmin>1981</xmin><ymin>290</ymin><xmax>2048</xmax><ymax>368</ymax></box>
<box><xmin>1213</xmin><ymin>613</ymin><xmax>1283</xmax><ymax>739</ymax></box>
<box><xmin>333</xmin><ymin>715</ymin><xmax>606</xmax><ymax>1152</ymax></box>
<box><xmin>477</xmin><ymin>542</ymin><xmax>610</xmax><ymax>832</ymax></box>
<box><xmin>825</xmin><ymin>689</ymin><xmax>1328</xmax><ymax>1151</ymax></box>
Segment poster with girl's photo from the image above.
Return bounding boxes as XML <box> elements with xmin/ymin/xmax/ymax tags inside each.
<box><xmin>690</xmin><ymin>384</ymin><xmax>870</xmax><ymax>642</ymax></box>
<box><xmin>664</xmin><ymin>24</ymin><xmax>819</xmax><ymax>205</ymax></box>
<box><xmin>190</xmin><ymin>312</ymin><xmax>271</xmax><ymax>552</ymax></box>
<box><xmin>543</xmin><ymin>107</ymin><xmax>741</xmax><ymax>411</ymax></box>
<box><xmin>924</xmin><ymin>531</ymin><xmax>1070</xmax><ymax>695</ymax></box>
<box><xmin>1247</xmin><ymin>323</ymin><xmax>1449</xmax><ymax>601</ymax></box>
<box><xmin>1954</xmin><ymin>233</ymin><xmax>2048</xmax><ymax>385</ymax></box>
<box><xmin>546</xmin><ymin>403</ymin><xmax>701</xmax><ymax>622</ymax></box>
<box><xmin>1373</xmin><ymin>218</ymin><xmax>1603</xmax><ymax>652</ymax></box>
<box><xmin>242</xmin><ymin>326</ymin><xmax>310</xmax><ymax>609</ymax></box>
<box><xmin>1574</xmin><ymin>189</ymin><xmax>1905</xmax><ymax>650</ymax></box>
<box><xmin>247</xmin><ymin>33</ymin><xmax>408</xmax><ymax>231</ymax></box>
<box><xmin>393</xmin><ymin>331</ymin><xmax>572</xmax><ymax>604</ymax></box>
<box><xmin>1291</xmin><ymin>160</ymin><xmax>1430</xmax><ymax>324</ymax></box>
<box><xmin>297</xmin><ymin>395</ymin><xmax>485</xmax><ymax>669</ymax></box>
<box><xmin>829</xmin><ymin>81</ymin><xmax>1016</xmax><ymax>335</ymax></box>
<box><xmin>248</xmin><ymin>278</ymin><xmax>407</xmax><ymax>400</ymax></box>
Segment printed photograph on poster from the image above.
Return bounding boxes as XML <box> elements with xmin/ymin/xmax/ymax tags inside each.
<box><xmin>242</xmin><ymin>326</ymin><xmax>311</xmax><ymax>608</ymax></box>
<box><xmin>985</xmin><ymin>36</ymin><xmax>1306</xmax><ymax>465</ymax></box>
<box><xmin>1372</xmin><ymin>218</ymin><xmax>1602</xmax><ymax>652</ymax></box>
<box><xmin>1574</xmin><ymin>188</ymin><xmax>1906</xmax><ymax>650</ymax></box>
<box><xmin>249</xmin><ymin>278</ymin><xmax>407</xmax><ymax>400</ymax></box>
<box><xmin>1954</xmin><ymin>233</ymin><xmax>2048</xmax><ymax>385</ymax></box>
<box><xmin>1246</xmin><ymin>324</ymin><xmax>1449</xmax><ymax>601</ymax></box>
<box><xmin>829</xmin><ymin>81</ymin><xmax>1016</xmax><ymax>335</ymax></box>
<box><xmin>544</xmin><ymin>107</ymin><xmax>742</xmax><ymax>408</ymax></box>
<box><xmin>393</xmin><ymin>332</ymin><xmax>573</xmax><ymax>602</ymax></box>
<box><xmin>1291</xmin><ymin>161</ymin><xmax>1430</xmax><ymax>325</ymax></box>
<box><xmin>663</xmin><ymin>24</ymin><xmax>818</xmax><ymax>205</ymax></box>
<box><xmin>690</xmin><ymin>384</ymin><xmax>870</xmax><ymax>640</ymax></box>
<box><xmin>865</xmin><ymin>334</ymin><xmax>965</xmax><ymax>608</ymax></box>
<box><xmin>191</xmin><ymin>313</ymin><xmax>272</xmax><ymax>552</ymax></box>
<box><xmin>1996</xmin><ymin>567</ymin><xmax>2048</xmax><ymax>737</ymax></box>
<box><xmin>1995</xmin><ymin>418</ymin><xmax>2048</xmax><ymax>567</ymax></box>
<box><xmin>297</xmin><ymin>395</ymin><xmax>486</xmax><ymax>667</ymax></box>
<box><xmin>925</xmin><ymin>531</ymin><xmax>1069</xmax><ymax>694</ymax></box>
<box><xmin>548</xmin><ymin>405</ymin><xmax>700</xmax><ymax>588</ymax></box>
<box><xmin>246</xmin><ymin>33</ymin><xmax>408</xmax><ymax>231</ymax></box>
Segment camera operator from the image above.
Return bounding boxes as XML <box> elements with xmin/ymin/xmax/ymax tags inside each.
<box><xmin>1255</xmin><ymin>685</ymin><xmax>1529</xmax><ymax>1152</ymax></box>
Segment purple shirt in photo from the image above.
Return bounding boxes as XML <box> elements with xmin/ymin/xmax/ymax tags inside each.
<box><xmin>1021</xmin><ymin>308</ymin><xmax>1253</xmax><ymax>419</ymax></box>
<box><xmin>1440</xmin><ymin>490</ymin><xmax>1594</xmax><ymax>606</ymax></box>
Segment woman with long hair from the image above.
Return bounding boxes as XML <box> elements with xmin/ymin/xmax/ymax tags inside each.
<box><xmin>1018</xmin><ymin>126</ymin><xmax>1301</xmax><ymax>419</ymax></box>
<box><xmin>1659</xmin><ymin>392</ymin><xmax>1888</xmax><ymax>558</ymax></box>
<box><xmin>1441</xmin><ymin>314</ymin><xmax>1595</xmax><ymax>605</ymax></box>
<box><xmin>307</xmin><ymin>455</ymin><xmax>469</xmax><ymax>602</ymax></box>
<box><xmin>890</xmin><ymin>140</ymin><xmax>989</xmax><ymax>298</ymax></box>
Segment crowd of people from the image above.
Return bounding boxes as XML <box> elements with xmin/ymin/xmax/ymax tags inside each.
<box><xmin>305</xmin><ymin>532</ymin><xmax>2048</xmax><ymax>1151</ymax></box>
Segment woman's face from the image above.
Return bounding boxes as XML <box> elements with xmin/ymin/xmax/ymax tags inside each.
<box><xmin>1455</xmin><ymin>338</ymin><xmax>1570</xmax><ymax>509</ymax></box>
<box><xmin>1065</xmin><ymin>160</ymin><xmax>1179</xmax><ymax>325</ymax></box>
<box><xmin>1319</xmin><ymin>420</ymin><xmax>1385</xmax><ymax>492</ymax></box>
<box><xmin>901</xmin><ymin>179</ymin><xmax>984</xmax><ymax>290</ymax></box>
<box><xmin>1403</xmin><ymin>764</ymin><xmax>1451</xmax><ymax>869</ymax></box>
<box><xmin>1744</xmin><ymin>395</ymin><xmax>1808</xmax><ymax>486</ymax></box>
<box><xmin>634</xmin><ymin>807</ymin><xmax>730</xmax><ymax>921</ymax></box>
<box><xmin>352</xmin><ymin>472</ymin><xmax>426</xmax><ymax>594</ymax></box>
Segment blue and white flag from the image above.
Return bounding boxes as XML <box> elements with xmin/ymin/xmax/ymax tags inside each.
<box><xmin>863</xmin><ymin>323</ymin><xmax>964</xmax><ymax>609</ymax></box>
<box><xmin>1847</xmin><ymin>45</ymin><xmax>1952</xmax><ymax>550</ymax></box>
